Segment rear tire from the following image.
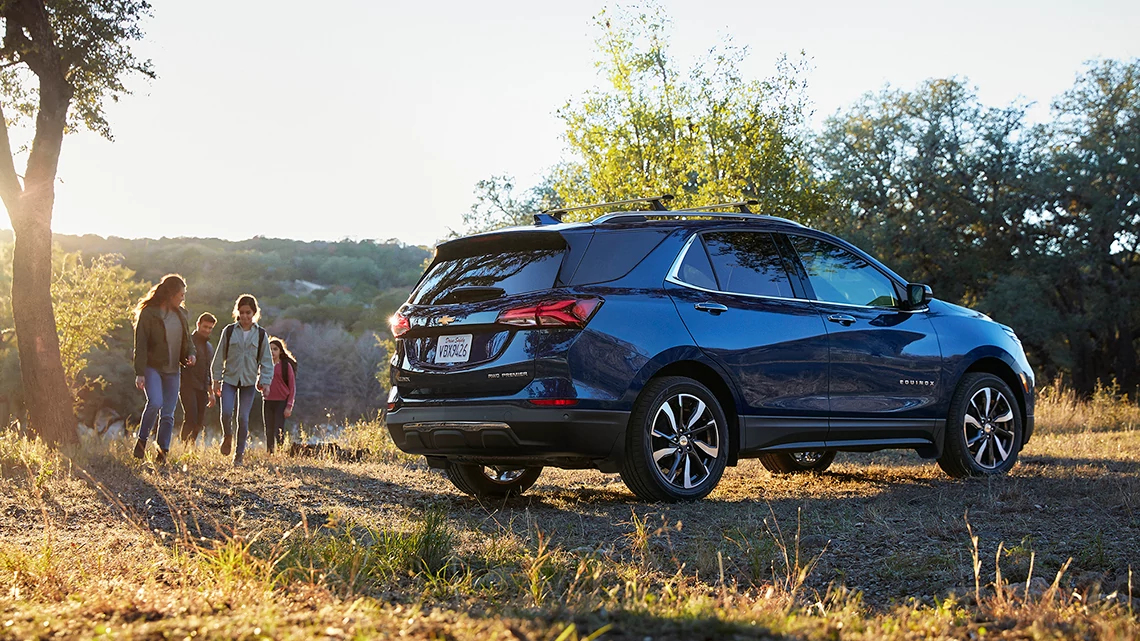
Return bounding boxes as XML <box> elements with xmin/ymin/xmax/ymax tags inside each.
<box><xmin>937</xmin><ymin>373</ymin><xmax>1023</xmax><ymax>478</ymax></box>
<box><xmin>444</xmin><ymin>464</ymin><xmax>542</xmax><ymax>499</ymax></box>
<box><xmin>619</xmin><ymin>376</ymin><xmax>729</xmax><ymax>502</ymax></box>
<box><xmin>759</xmin><ymin>450</ymin><xmax>836</xmax><ymax>474</ymax></box>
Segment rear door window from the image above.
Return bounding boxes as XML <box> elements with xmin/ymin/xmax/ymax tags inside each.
<box><xmin>789</xmin><ymin>236</ymin><xmax>899</xmax><ymax>308</ymax></box>
<box><xmin>702</xmin><ymin>232</ymin><xmax>794</xmax><ymax>298</ymax></box>
<box><xmin>411</xmin><ymin>249</ymin><xmax>564</xmax><ymax>305</ymax></box>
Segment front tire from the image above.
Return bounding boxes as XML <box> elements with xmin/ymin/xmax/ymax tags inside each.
<box><xmin>445</xmin><ymin>464</ymin><xmax>542</xmax><ymax>499</ymax></box>
<box><xmin>759</xmin><ymin>450</ymin><xmax>836</xmax><ymax>474</ymax></box>
<box><xmin>938</xmin><ymin>373</ymin><xmax>1023</xmax><ymax>478</ymax></box>
<box><xmin>619</xmin><ymin>376</ymin><xmax>729</xmax><ymax>502</ymax></box>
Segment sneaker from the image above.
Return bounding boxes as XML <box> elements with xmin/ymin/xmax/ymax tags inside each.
<box><xmin>233</xmin><ymin>454</ymin><xmax>244</xmax><ymax>467</ymax></box>
<box><xmin>156</xmin><ymin>449</ymin><xmax>168</xmax><ymax>466</ymax></box>
<box><xmin>132</xmin><ymin>439</ymin><xmax>146</xmax><ymax>459</ymax></box>
<box><xmin>221</xmin><ymin>434</ymin><xmax>232</xmax><ymax>456</ymax></box>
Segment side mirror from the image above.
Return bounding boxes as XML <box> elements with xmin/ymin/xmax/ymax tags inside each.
<box><xmin>906</xmin><ymin>283</ymin><xmax>933</xmax><ymax>309</ymax></box>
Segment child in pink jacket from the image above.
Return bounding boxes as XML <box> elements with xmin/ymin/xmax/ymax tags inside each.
<box><xmin>263</xmin><ymin>338</ymin><xmax>297</xmax><ymax>453</ymax></box>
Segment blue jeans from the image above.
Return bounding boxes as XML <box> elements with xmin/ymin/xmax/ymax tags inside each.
<box><xmin>221</xmin><ymin>383</ymin><xmax>257</xmax><ymax>458</ymax></box>
<box><xmin>138</xmin><ymin>367</ymin><xmax>181</xmax><ymax>451</ymax></box>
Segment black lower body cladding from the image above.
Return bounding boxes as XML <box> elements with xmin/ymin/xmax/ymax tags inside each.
<box><xmin>385</xmin><ymin>403</ymin><xmax>630</xmax><ymax>471</ymax></box>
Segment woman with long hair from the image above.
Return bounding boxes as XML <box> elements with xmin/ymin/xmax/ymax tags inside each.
<box><xmin>211</xmin><ymin>294</ymin><xmax>274</xmax><ymax>466</ymax></box>
<box><xmin>263</xmin><ymin>337</ymin><xmax>298</xmax><ymax>453</ymax></box>
<box><xmin>132</xmin><ymin>274</ymin><xmax>196</xmax><ymax>464</ymax></box>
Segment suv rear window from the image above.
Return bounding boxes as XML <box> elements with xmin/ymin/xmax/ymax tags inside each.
<box><xmin>411</xmin><ymin>249</ymin><xmax>565</xmax><ymax>305</ymax></box>
<box><xmin>568</xmin><ymin>229</ymin><xmax>673</xmax><ymax>285</ymax></box>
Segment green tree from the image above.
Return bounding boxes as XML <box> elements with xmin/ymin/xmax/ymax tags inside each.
<box><xmin>816</xmin><ymin>78</ymin><xmax>1043</xmax><ymax>305</ymax></box>
<box><xmin>1032</xmin><ymin>59</ymin><xmax>1140</xmax><ymax>392</ymax></box>
<box><xmin>467</xmin><ymin>4</ymin><xmax>824</xmax><ymax>231</ymax></box>
<box><xmin>0</xmin><ymin>0</ymin><xmax>153</xmax><ymax>444</ymax></box>
<box><xmin>555</xmin><ymin>6</ymin><xmax>821</xmax><ymax>219</ymax></box>
<box><xmin>51</xmin><ymin>252</ymin><xmax>143</xmax><ymax>397</ymax></box>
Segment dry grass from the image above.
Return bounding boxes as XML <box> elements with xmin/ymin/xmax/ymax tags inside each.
<box><xmin>1036</xmin><ymin>378</ymin><xmax>1140</xmax><ymax>433</ymax></box>
<box><xmin>0</xmin><ymin>382</ymin><xmax>1135</xmax><ymax>639</ymax></box>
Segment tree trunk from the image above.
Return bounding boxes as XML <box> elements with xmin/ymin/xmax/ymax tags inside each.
<box><xmin>10</xmin><ymin>203</ymin><xmax>76</xmax><ymax>445</ymax></box>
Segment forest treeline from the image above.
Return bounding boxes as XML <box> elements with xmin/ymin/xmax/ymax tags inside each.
<box><xmin>0</xmin><ymin>232</ymin><xmax>430</xmax><ymax>430</ymax></box>
<box><xmin>464</xmin><ymin>6</ymin><xmax>1140</xmax><ymax>396</ymax></box>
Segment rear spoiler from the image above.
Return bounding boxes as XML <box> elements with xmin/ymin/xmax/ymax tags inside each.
<box><xmin>434</xmin><ymin>229</ymin><xmax>567</xmax><ymax>261</ymax></box>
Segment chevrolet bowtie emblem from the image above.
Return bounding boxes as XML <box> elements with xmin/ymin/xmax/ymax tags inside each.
<box><xmin>439</xmin><ymin>315</ymin><xmax>456</xmax><ymax>326</ymax></box>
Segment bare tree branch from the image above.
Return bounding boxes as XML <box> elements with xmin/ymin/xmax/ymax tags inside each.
<box><xmin>0</xmin><ymin>102</ymin><xmax>23</xmax><ymax>215</ymax></box>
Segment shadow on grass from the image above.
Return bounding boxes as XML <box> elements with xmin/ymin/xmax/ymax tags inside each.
<box><xmin>567</xmin><ymin>610</ymin><xmax>796</xmax><ymax>641</ymax></box>
<box><xmin>1019</xmin><ymin>453</ymin><xmax>1140</xmax><ymax>474</ymax></box>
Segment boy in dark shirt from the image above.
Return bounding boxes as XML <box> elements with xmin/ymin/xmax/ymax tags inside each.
<box><xmin>180</xmin><ymin>313</ymin><xmax>217</xmax><ymax>444</ymax></box>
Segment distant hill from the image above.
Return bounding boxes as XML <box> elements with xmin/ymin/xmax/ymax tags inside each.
<box><xmin>0</xmin><ymin>230</ymin><xmax>432</xmax><ymax>429</ymax></box>
<box><xmin>0</xmin><ymin>230</ymin><xmax>431</xmax><ymax>333</ymax></box>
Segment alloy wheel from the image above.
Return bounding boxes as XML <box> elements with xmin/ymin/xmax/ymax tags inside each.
<box><xmin>963</xmin><ymin>387</ymin><xmax>1016</xmax><ymax>470</ymax></box>
<box><xmin>649</xmin><ymin>393</ymin><xmax>721</xmax><ymax>490</ymax></box>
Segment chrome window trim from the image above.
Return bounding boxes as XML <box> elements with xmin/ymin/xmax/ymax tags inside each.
<box><xmin>667</xmin><ymin>232</ymin><xmax>927</xmax><ymax>312</ymax></box>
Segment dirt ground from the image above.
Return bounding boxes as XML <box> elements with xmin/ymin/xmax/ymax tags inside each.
<box><xmin>0</xmin><ymin>421</ymin><xmax>1136</xmax><ymax>639</ymax></box>
<box><xmin>63</xmin><ymin>427</ymin><xmax>1140</xmax><ymax>602</ymax></box>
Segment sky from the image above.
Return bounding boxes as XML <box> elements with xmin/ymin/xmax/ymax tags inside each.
<box><xmin>6</xmin><ymin>0</ymin><xmax>1139</xmax><ymax>247</ymax></box>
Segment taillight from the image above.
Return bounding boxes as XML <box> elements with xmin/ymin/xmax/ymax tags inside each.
<box><xmin>497</xmin><ymin>298</ymin><xmax>602</xmax><ymax>328</ymax></box>
<box><xmin>389</xmin><ymin>312</ymin><xmax>410</xmax><ymax>337</ymax></box>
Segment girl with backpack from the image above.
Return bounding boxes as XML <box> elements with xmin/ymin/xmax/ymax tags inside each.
<box><xmin>131</xmin><ymin>274</ymin><xmax>196</xmax><ymax>464</ymax></box>
<box><xmin>211</xmin><ymin>293</ymin><xmax>274</xmax><ymax>466</ymax></box>
<box><xmin>263</xmin><ymin>337</ymin><xmax>298</xmax><ymax>453</ymax></box>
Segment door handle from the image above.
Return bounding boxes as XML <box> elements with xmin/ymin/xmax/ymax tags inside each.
<box><xmin>827</xmin><ymin>314</ymin><xmax>857</xmax><ymax>326</ymax></box>
<box><xmin>695</xmin><ymin>302</ymin><xmax>729</xmax><ymax>315</ymax></box>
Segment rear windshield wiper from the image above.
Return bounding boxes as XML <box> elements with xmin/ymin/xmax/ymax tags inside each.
<box><xmin>437</xmin><ymin>286</ymin><xmax>506</xmax><ymax>304</ymax></box>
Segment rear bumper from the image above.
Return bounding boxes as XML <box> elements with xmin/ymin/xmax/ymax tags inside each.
<box><xmin>385</xmin><ymin>403</ymin><xmax>630</xmax><ymax>471</ymax></box>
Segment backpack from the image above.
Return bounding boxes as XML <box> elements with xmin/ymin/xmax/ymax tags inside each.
<box><xmin>282</xmin><ymin>359</ymin><xmax>295</xmax><ymax>387</ymax></box>
<box><xmin>222</xmin><ymin>323</ymin><xmax>266</xmax><ymax>365</ymax></box>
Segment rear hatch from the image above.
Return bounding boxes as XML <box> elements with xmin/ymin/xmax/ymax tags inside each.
<box><xmin>392</xmin><ymin>230</ymin><xmax>596</xmax><ymax>399</ymax></box>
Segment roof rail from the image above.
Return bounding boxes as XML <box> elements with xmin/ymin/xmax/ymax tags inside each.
<box><xmin>592</xmin><ymin>211</ymin><xmax>760</xmax><ymax>224</ymax></box>
<box><xmin>590</xmin><ymin>210</ymin><xmax>805</xmax><ymax>227</ymax></box>
<box><xmin>537</xmin><ymin>194</ymin><xmax>674</xmax><ymax>224</ymax></box>
<box><xmin>678</xmin><ymin>199</ymin><xmax>760</xmax><ymax>214</ymax></box>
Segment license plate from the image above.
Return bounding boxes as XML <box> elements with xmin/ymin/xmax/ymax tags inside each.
<box><xmin>435</xmin><ymin>334</ymin><xmax>473</xmax><ymax>364</ymax></box>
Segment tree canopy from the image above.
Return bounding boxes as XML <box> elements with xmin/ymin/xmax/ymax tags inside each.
<box><xmin>466</xmin><ymin>5</ymin><xmax>825</xmax><ymax>226</ymax></box>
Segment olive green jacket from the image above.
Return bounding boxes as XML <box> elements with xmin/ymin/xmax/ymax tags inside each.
<box><xmin>133</xmin><ymin>306</ymin><xmax>195</xmax><ymax>376</ymax></box>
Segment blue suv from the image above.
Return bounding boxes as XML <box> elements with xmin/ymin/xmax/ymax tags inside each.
<box><xmin>385</xmin><ymin>197</ymin><xmax>1035</xmax><ymax>502</ymax></box>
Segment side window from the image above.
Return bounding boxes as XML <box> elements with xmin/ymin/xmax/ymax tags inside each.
<box><xmin>790</xmin><ymin>236</ymin><xmax>899</xmax><ymax>308</ymax></box>
<box><xmin>674</xmin><ymin>236</ymin><xmax>718</xmax><ymax>290</ymax></box>
<box><xmin>703</xmin><ymin>232</ymin><xmax>794</xmax><ymax>298</ymax></box>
